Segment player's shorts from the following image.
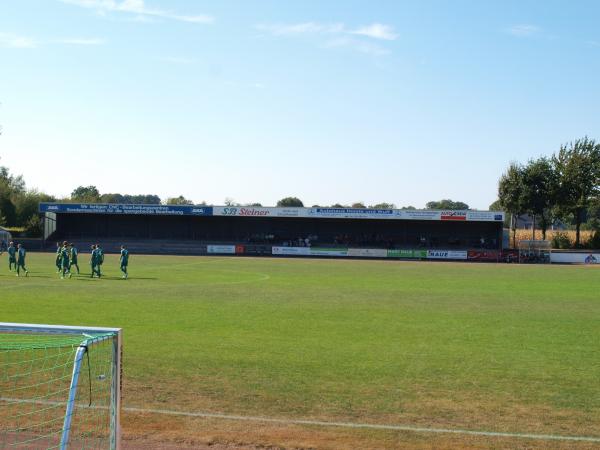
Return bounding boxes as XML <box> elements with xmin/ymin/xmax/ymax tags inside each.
<box><xmin>9</xmin><ymin>257</ymin><xmax>16</xmax><ymax>263</ymax></box>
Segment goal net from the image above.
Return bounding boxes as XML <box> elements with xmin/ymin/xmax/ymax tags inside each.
<box><xmin>0</xmin><ymin>323</ymin><xmax>122</xmax><ymax>449</ymax></box>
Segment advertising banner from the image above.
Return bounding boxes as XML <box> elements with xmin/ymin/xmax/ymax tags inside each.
<box><xmin>427</xmin><ymin>250</ymin><xmax>468</xmax><ymax>260</ymax></box>
<box><xmin>398</xmin><ymin>210</ymin><xmax>441</xmax><ymax>220</ymax></box>
<box><xmin>467</xmin><ymin>250</ymin><xmax>499</xmax><ymax>261</ymax></box>
<box><xmin>39</xmin><ymin>203</ymin><xmax>212</xmax><ymax>216</ymax></box>
<box><xmin>272</xmin><ymin>247</ymin><xmax>311</xmax><ymax>256</ymax></box>
<box><xmin>310</xmin><ymin>248</ymin><xmax>349</xmax><ymax>256</ymax></box>
<box><xmin>441</xmin><ymin>211</ymin><xmax>467</xmax><ymax>221</ymax></box>
<box><xmin>347</xmin><ymin>248</ymin><xmax>387</xmax><ymax>258</ymax></box>
<box><xmin>308</xmin><ymin>208</ymin><xmax>394</xmax><ymax>219</ymax></box>
<box><xmin>550</xmin><ymin>252</ymin><xmax>600</xmax><ymax>264</ymax></box>
<box><xmin>387</xmin><ymin>249</ymin><xmax>427</xmax><ymax>258</ymax></box>
<box><xmin>466</xmin><ymin>211</ymin><xmax>505</xmax><ymax>222</ymax></box>
<box><xmin>207</xmin><ymin>245</ymin><xmax>236</xmax><ymax>254</ymax></box>
<box><xmin>213</xmin><ymin>206</ymin><xmax>305</xmax><ymax>217</ymax></box>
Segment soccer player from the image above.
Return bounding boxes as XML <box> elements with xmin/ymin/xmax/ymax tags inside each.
<box><xmin>7</xmin><ymin>241</ymin><xmax>16</xmax><ymax>272</ymax></box>
<box><xmin>69</xmin><ymin>243</ymin><xmax>80</xmax><ymax>274</ymax></box>
<box><xmin>96</xmin><ymin>244</ymin><xmax>104</xmax><ymax>276</ymax></box>
<box><xmin>59</xmin><ymin>241</ymin><xmax>71</xmax><ymax>279</ymax></box>
<box><xmin>119</xmin><ymin>245</ymin><xmax>129</xmax><ymax>279</ymax></box>
<box><xmin>90</xmin><ymin>245</ymin><xmax>100</xmax><ymax>278</ymax></box>
<box><xmin>16</xmin><ymin>243</ymin><xmax>28</xmax><ymax>277</ymax></box>
<box><xmin>55</xmin><ymin>242</ymin><xmax>62</xmax><ymax>273</ymax></box>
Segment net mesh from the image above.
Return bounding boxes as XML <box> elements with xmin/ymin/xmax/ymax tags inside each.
<box><xmin>0</xmin><ymin>330</ymin><xmax>117</xmax><ymax>449</ymax></box>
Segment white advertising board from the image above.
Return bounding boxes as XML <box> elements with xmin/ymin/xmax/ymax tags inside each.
<box><xmin>207</xmin><ymin>245</ymin><xmax>236</xmax><ymax>254</ymax></box>
<box><xmin>347</xmin><ymin>248</ymin><xmax>388</xmax><ymax>257</ymax></box>
<box><xmin>550</xmin><ymin>252</ymin><xmax>600</xmax><ymax>264</ymax></box>
<box><xmin>272</xmin><ymin>246</ymin><xmax>311</xmax><ymax>256</ymax></box>
<box><xmin>427</xmin><ymin>250</ymin><xmax>468</xmax><ymax>260</ymax></box>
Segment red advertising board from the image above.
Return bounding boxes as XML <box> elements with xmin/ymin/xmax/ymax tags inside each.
<box><xmin>441</xmin><ymin>211</ymin><xmax>467</xmax><ymax>221</ymax></box>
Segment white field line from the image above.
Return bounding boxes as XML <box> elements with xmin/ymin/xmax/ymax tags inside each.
<box><xmin>2</xmin><ymin>397</ymin><xmax>600</xmax><ymax>443</ymax></box>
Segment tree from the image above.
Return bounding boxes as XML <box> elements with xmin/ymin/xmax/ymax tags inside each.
<box><xmin>330</xmin><ymin>203</ymin><xmax>348</xmax><ymax>208</ymax></box>
<box><xmin>553</xmin><ymin>137</ymin><xmax>600</xmax><ymax>246</ymax></box>
<box><xmin>425</xmin><ymin>199</ymin><xmax>469</xmax><ymax>210</ymax></box>
<box><xmin>520</xmin><ymin>157</ymin><xmax>558</xmax><ymax>240</ymax></box>
<box><xmin>166</xmin><ymin>196</ymin><xmax>193</xmax><ymax>205</ymax></box>
<box><xmin>370</xmin><ymin>202</ymin><xmax>396</xmax><ymax>209</ymax></box>
<box><xmin>351</xmin><ymin>202</ymin><xmax>366</xmax><ymax>209</ymax></box>
<box><xmin>224</xmin><ymin>197</ymin><xmax>240</xmax><ymax>206</ymax></box>
<box><xmin>400</xmin><ymin>205</ymin><xmax>416</xmax><ymax>210</ymax></box>
<box><xmin>13</xmin><ymin>190</ymin><xmax>55</xmax><ymax>227</ymax></box>
<box><xmin>277</xmin><ymin>197</ymin><xmax>304</xmax><ymax>207</ymax></box>
<box><xmin>245</xmin><ymin>203</ymin><xmax>263</xmax><ymax>207</ymax></box>
<box><xmin>71</xmin><ymin>185</ymin><xmax>101</xmax><ymax>203</ymax></box>
<box><xmin>498</xmin><ymin>162</ymin><xmax>525</xmax><ymax>247</ymax></box>
<box><xmin>489</xmin><ymin>199</ymin><xmax>511</xmax><ymax>227</ymax></box>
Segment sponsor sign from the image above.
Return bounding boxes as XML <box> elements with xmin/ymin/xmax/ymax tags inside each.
<box><xmin>398</xmin><ymin>210</ymin><xmax>441</xmax><ymax>220</ymax></box>
<box><xmin>347</xmin><ymin>248</ymin><xmax>387</xmax><ymax>258</ymax></box>
<box><xmin>310</xmin><ymin>247</ymin><xmax>349</xmax><ymax>256</ymax></box>
<box><xmin>39</xmin><ymin>203</ymin><xmax>212</xmax><ymax>216</ymax></box>
<box><xmin>235</xmin><ymin>245</ymin><xmax>245</xmax><ymax>254</ymax></box>
<box><xmin>207</xmin><ymin>245</ymin><xmax>236</xmax><ymax>254</ymax></box>
<box><xmin>387</xmin><ymin>249</ymin><xmax>427</xmax><ymax>258</ymax></box>
<box><xmin>213</xmin><ymin>206</ymin><xmax>304</xmax><ymax>217</ymax></box>
<box><xmin>272</xmin><ymin>246</ymin><xmax>311</xmax><ymax>256</ymax></box>
<box><xmin>550</xmin><ymin>252</ymin><xmax>600</xmax><ymax>264</ymax></box>
<box><xmin>467</xmin><ymin>250</ymin><xmax>499</xmax><ymax>261</ymax></box>
<box><xmin>441</xmin><ymin>211</ymin><xmax>467</xmax><ymax>221</ymax></box>
<box><xmin>466</xmin><ymin>211</ymin><xmax>505</xmax><ymax>222</ymax></box>
<box><xmin>426</xmin><ymin>250</ymin><xmax>468</xmax><ymax>260</ymax></box>
<box><xmin>309</xmin><ymin>208</ymin><xmax>394</xmax><ymax>219</ymax></box>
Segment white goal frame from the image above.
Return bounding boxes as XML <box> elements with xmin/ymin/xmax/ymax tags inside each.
<box><xmin>0</xmin><ymin>322</ymin><xmax>122</xmax><ymax>450</ymax></box>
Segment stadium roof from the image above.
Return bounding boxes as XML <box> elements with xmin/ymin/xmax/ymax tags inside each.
<box><xmin>39</xmin><ymin>203</ymin><xmax>504</xmax><ymax>223</ymax></box>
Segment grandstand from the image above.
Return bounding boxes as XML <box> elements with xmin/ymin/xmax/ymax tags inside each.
<box><xmin>40</xmin><ymin>203</ymin><xmax>504</xmax><ymax>260</ymax></box>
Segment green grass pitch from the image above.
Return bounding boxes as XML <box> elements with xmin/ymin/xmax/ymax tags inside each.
<box><xmin>2</xmin><ymin>253</ymin><xmax>600</xmax><ymax>448</ymax></box>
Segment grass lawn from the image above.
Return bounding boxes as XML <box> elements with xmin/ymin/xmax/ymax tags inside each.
<box><xmin>2</xmin><ymin>253</ymin><xmax>600</xmax><ymax>449</ymax></box>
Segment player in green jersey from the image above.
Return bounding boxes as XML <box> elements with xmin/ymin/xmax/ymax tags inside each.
<box><xmin>119</xmin><ymin>245</ymin><xmax>129</xmax><ymax>279</ymax></box>
<box><xmin>60</xmin><ymin>241</ymin><xmax>71</xmax><ymax>279</ymax></box>
<box><xmin>69</xmin><ymin>243</ymin><xmax>80</xmax><ymax>274</ymax></box>
<box><xmin>16</xmin><ymin>243</ymin><xmax>28</xmax><ymax>277</ymax></box>
<box><xmin>90</xmin><ymin>244</ymin><xmax>101</xmax><ymax>278</ymax></box>
<box><xmin>55</xmin><ymin>242</ymin><xmax>62</xmax><ymax>273</ymax></box>
<box><xmin>7</xmin><ymin>241</ymin><xmax>17</xmax><ymax>271</ymax></box>
<box><xmin>96</xmin><ymin>244</ymin><xmax>104</xmax><ymax>276</ymax></box>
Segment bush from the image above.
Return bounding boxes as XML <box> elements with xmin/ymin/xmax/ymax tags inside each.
<box><xmin>24</xmin><ymin>214</ymin><xmax>43</xmax><ymax>238</ymax></box>
<box><xmin>551</xmin><ymin>232</ymin><xmax>572</xmax><ymax>249</ymax></box>
<box><xmin>586</xmin><ymin>231</ymin><xmax>600</xmax><ymax>250</ymax></box>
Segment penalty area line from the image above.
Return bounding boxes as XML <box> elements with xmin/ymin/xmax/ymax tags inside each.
<box><xmin>2</xmin><ymin>397</ymin><xmax>599</xmax><ymax>443</ymax></box>
<box><xmin>124</xmin><ymin>406</ymin><xmax>600</xmax><ymax>443</ymax></box>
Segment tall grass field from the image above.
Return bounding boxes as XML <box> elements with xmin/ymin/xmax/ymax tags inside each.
<box><xmin>2</xmin><ymin>253</ymin><xmax>600</xmax><ymax>449</ymax></box>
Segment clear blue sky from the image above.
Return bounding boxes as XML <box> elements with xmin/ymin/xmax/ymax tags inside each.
<box><xmin>1</xmin><ymin>0</ymin><xmax>599</xmax><ymax>208</ymax></box>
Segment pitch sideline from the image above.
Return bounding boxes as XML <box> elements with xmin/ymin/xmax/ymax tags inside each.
<box><xmin>2</xmin><ymin>397</ymin><xmax>599</xmax><ymax>443</ymax></box>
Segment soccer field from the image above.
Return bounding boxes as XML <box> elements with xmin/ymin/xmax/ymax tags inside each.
<box><xmin>2</xmin><ymin>254</ymin><xmax>600</xmax><ymax>449</ymax></box>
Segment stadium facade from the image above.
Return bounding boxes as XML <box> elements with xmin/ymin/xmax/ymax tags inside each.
<box><xmin>40</xmin><ymin>203</ymin><xmax>506</xmax><ymax>261</ymax></box>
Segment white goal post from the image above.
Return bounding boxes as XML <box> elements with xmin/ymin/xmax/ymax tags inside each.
<box><xmin>0</xmin><ymin>322</ymin><xmax>122</xmax><ymax>450</ymax></box>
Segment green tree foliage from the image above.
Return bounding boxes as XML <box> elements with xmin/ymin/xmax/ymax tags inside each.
<box><xmin>370</xmin><ymin>202</ymin><xmax>396</xmax><ymax>209</ymax></box>
<box><xmin>351</xmin><ymin>202</ymin><xmax>366</xmax><ymax>209</ymax></box>
<box><xmin>166</xmin><ymin>196</ymin><xmax>193</xmax><ymax>205</ymax></box>
<box><xmin>71</xmin><ymin>185</ymin><xmax>101</xmax><ymax>203</ymax></box>
<box><xmin>498</xmin><ymin>162</ymin><xmax>525</xmax><ymax>246</ymax></box>
<box><xmin>425</xmin><ymin>199</ymin><xmax>469</xmax><ymax>210</ymax></box>
<box><xmin>521</xmin><ymin>157</ymin><xmax>558</xmax><ymax>239</ymax></box>
<box><xmin>100</xmin><ymin>193</ymin><xmax>161</xmax><ymax>204</ymax></box>
<box><xmin>553</xmin><ymin>137</ymin><xmax>600</xmax><ymax>246</ymax></box>
<box><xmin>277</xmin><ymin>197</ymin><xmax>304</xmax><ymax>207</ymax></box>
